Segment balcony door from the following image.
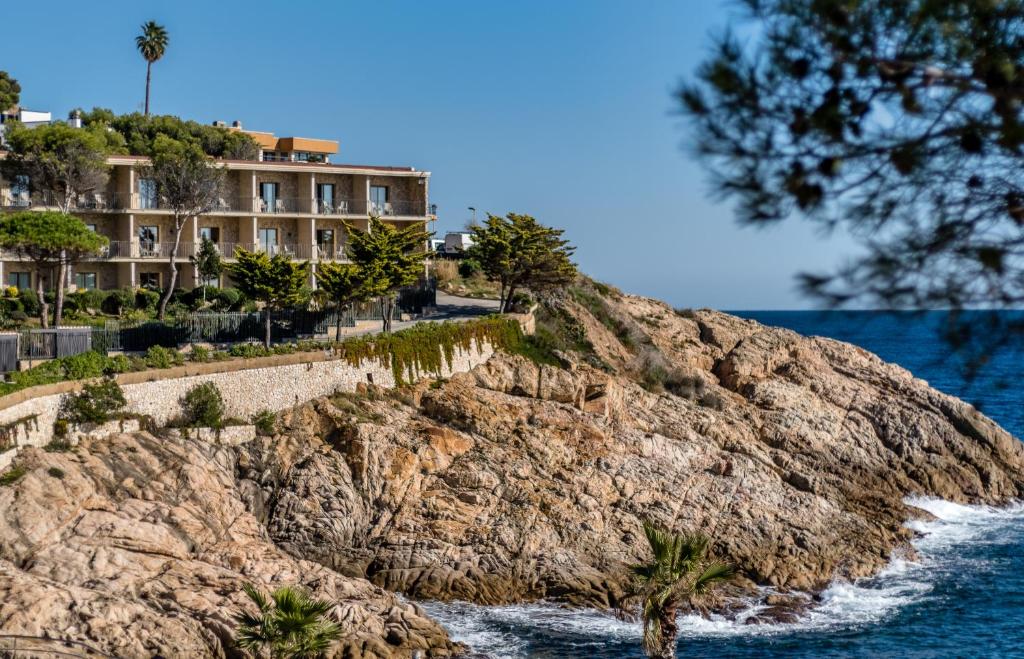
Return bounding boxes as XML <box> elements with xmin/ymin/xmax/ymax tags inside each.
<box><xmin>370</xmin><ymin>185</ymin><xmax>389</xmax><ymax>215</ymax></box>
<box><xmin>316</xmin><ymin>229</ymin><xmax>335</xmax><ymax>259</ymax></box>
<box><xmin>139</xmin><ymin>226</ymin><xmax>158</xmax><ymax>256</ymax></box>
<box><xmin>138</xmin><ymin>178</ymin><xmax>158</xmax><ymax>209</ymax></box>
<box><xmin>316</xmin><ymin>183</ymin><xmax>334</xmax><ymax>213</ymax></box>
<box><xmin>258</xmin><ymin>228</ymin><xmax>278</xmax><ymax>255</ymax></box>
<box><xmin>259</xmin><ymin>182</ymin><xmax>279</xmax><ymax>213</ymax></box>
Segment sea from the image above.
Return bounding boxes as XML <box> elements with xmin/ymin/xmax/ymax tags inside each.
<box><xmin>422</xmin><ymin>311</ymin><xmax>1024</xmax><ymax>658</ymax></box>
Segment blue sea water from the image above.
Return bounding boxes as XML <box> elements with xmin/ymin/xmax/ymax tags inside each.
<box><xmin>423</xmin><ymin>311</ymin><xmax>1024</xmax><ymax>658</ymax></box>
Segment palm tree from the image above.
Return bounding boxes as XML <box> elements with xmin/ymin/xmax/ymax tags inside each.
<box><xmin>233</xmin><ymin>583</ymin><xmax>342</xmax><ymax>658</ymax></box>
<box><xmin>618</xmin><ymin>521</ymin><xmax>734</xmax><ymax>659</ymax></box>
<box><xmin>135</xmin><ymin>21</ymin><xmax>169</xmax><ymax>116</ymax></box>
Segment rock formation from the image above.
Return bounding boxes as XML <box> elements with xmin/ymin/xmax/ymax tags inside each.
<box><xmin>1</xmin><ymin>284</ymin><xmax>1022</xmax><ymax>655</ymax></box>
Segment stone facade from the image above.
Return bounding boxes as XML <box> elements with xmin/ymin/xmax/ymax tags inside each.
<box><xmin>0</xmin><ymin>339</ymin><xmax>495</xmax><ymax>469</ymax></box>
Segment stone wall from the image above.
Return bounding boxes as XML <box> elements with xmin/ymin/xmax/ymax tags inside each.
<box><xmin>0</xmin><ymin>339</ymin><xmax>496</xmax><ymax>470</ymax></box>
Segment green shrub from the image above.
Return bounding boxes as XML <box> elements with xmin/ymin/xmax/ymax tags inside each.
<box><xmin>9</xmin><ymin>310</ymin><xmax>27</xmax><ymax>323</ymax></box>
<box><xmin>213</xmin><ymin>287</ymin><xmax>243</xmax><ymax>311</ymax></box>
<box><xmin>229</xmin><ymin>343</ymin><xmax>270</xmax><ymax>358</ymax></box>
<box><xmin>253</xmin><ymin>409</ymin><xmax>276</xmax><ymax>435</ymax></box>
<box><xmin>0</xmin><ymin>297</ymin><xmax>24</xmax><ymax>315</ymax></box>
<box><xmin>105</xmin><ymin>354</ymin><xmax>132</xmax><ymax>374</ymax></box>
<box><xmin>189</xmin><ymin>345</ymin><xmax>211</xmax><ymax>362</ymax></box>
<box><xmin>145</xmin><ymin>345</ymin><xmax>184</xmax><ymax>369</ymax></box>
<box><xmin>44</xmin><ymin>439</ymin><xmax>73</xmax><ymax>452</ymax></box>
<box><xmin>102</xmin><ymin>288</ymin><xmax>135</xmax><ymax>316</ymax></box>
<box><xmin>74</xmin><ymin>288</ymin><xmax>107</xmax><ymax>312</ymax></box>
<box><xmin>0</xmin><ymin>465</ymin><xmax>26</xmax><ymax>486</ymax></box>
<box><xmin>134</xmin><ymin>288</ymin><xmax>160</xmax><ymax>313</ymax></box>
<box><xmin>19</xmin><ymin>289</ymin><xmax>40</xmax><ymax>316</ymax></box>
<box><xmin>62</xmin><ymin>351</ymin><xmax>109</xmax><ymax>380</ymax></box>
<box><xmin>59</xmin><ymin>377</ymin><xmax>127</xmax><ymax>425</ymax></box>
<box><xmin>458</xmin><ymin>258</ymin><xmax>482</xmax><ymax>278</ymax></box>
<box><xmin>212</xmin><ymin>350</ymin><xmax>232</xmax><ymax>361</ymax></box>
<box><xmin>47</xmin><ymin>467</ymin><xmax>65</xmax><ymax>479</ymax></box>
<box><xmin>180</xmin><ymin>382</ymin><xmax>225</xmax><ymax>429</ymax></box>
<box><xmin>53</xmin><ymin>418</ymin><xmax>69</xmax><ymax>438</ymax></box>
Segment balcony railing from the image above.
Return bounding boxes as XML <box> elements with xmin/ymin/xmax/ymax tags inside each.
<box><xmin>370</xmin><ymin>199</ymin><xmax>429</xmax><ymax>216</ymax></box>
<box><xmin>1</xmin><ymin>240</ymin><xmax>357</xmax><ymax>262</ymax></box>
<box><xmin>1</xmin><ymin>191</ymin><xmax>430</xmax><ymax>217</ymax></box>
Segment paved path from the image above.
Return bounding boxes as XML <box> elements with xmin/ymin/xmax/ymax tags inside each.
<box><xmin>337</xmin><ymin>293</ymin><xmax>500</xmax><ymax>338</ymax></box>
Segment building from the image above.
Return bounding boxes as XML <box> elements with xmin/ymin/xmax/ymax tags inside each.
<box><xmin>0</xmin><ymin>123</ymin><xmax>433</xmax><ymax>292</ymax></box>
<box><xmin>0</xmin><ymin>108</ymin><xmax>53</xmax><ymax>145</ymax></box>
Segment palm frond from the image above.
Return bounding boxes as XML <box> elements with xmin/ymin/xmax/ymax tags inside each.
<box><xmin>692</xmin><ymin>561</ymin><xmax>734</xmax><ymax>594</ymax></box>
<box><xmin>242</xmin><ymin>582</ymin><xmax>272</xmax><ymax>613</ymax></box>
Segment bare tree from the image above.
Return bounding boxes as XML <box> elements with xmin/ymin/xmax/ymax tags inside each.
<box><xmin>143</xmin><ymin>136</ymin><xmax>225</xmax><ymax>319</ymax></box>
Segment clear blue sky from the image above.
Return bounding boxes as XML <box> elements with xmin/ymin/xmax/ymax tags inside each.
<box><xmin>1</xmin><ymin>0</ymin><xmax>857</xmax><ymax>309</ymax></box>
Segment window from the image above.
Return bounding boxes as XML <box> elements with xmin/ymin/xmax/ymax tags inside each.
<box><xmin>201</xmin><ymin>273</ymin><xmax>220</xmax><ymax>288</ymax></box>
<box><xmin>85</xmin><ymin>224</ymin><xmax>97</xmax><ymax>232</ymax></box>
<box><xmin>258</xmin><ymin>228</ymin><xmax>278</xmax><ymax>255</ymax></box>
<box><xmin>316</xmin><ymin>229</ymin><xmax>335</xmax><ymax>258</ymax></box>
<box><xmin>370</xmin><ymin>185</ymin><xmax>389</xmax><ymax>214</ymax></box>
<box><xmin>259</xmin><ymin>182</ymin><xmax>280</xmax><ymax>212</ymax></box>
<box><xmin>138</xmin><ymin>178</ymin><xmax>157</xmax><ymax>209</ymax></box>
<box><xmin>139</xmin><ymin>272</ymin><xmax>161</xmax><ymax>289</ymax></box>
<box><xmin>199</xmin><ymin>227</ymin><xmax>220</xmax><ymax>243</ymax></box>
<box><xmin>74</xmin><ymin>272</ymin><xmax>97</xmax><ymax>290</ymax></box>
<box><xmin>316</xmin><ymin>183</ymin><xmax>334</xmax><ymax>213</ymax></box>
<box><xmin>294</xmin><ymin>152</ymin><xmax>309</xmax><ymax>162</ymax></box>
<box><xmin>7</xmin><ymin>272</ymin><xmax>30</xmax><ymax>290</ymax></box>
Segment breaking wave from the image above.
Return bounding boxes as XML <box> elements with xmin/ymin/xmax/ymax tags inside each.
<box><xmin>421</xmin><ymin>497</ymin><xmax>1024</xmax><ymax>658</ymax></box>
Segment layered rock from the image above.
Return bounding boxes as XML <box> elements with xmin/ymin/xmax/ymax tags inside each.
<box><xmin>244</xmin><ymin>295</ymin><xmax>1024</xmax><ymax>608</ymax></box>
<box><xmin>2</xmin><ymin>288</ymin><xmax>1023</xmax><ymax>655</ymax></box>
<box><xmin>0</xmin><ymin>432</ymin><xmax>456</xmax><ymax>658</ymax></box>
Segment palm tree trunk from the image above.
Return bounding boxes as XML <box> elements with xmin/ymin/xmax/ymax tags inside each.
<box><xmin>144</xmin><ymin>61</ymin><xmax>152</xmax><ymax>116</ymax></box>
<box><xmin>264</xmin><ymin>307</ymin><xmax>272</xmax><ymax>349</ymax></box>
<box><xmin>655</xmin><ymin>605</ymin><xmax>678</xmax><ymax>659</ymax></box>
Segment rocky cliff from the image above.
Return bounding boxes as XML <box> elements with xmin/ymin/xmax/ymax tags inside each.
<box><xmin>1</xmin><ymin>284</ymin><xmax>1022</xmax><ymax>656</ymax></box>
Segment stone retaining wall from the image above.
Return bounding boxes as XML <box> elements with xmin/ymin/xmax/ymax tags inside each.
<box><xmin>0</xmin><ymin>340</ymin><xmax>496</xmax><ymax>470</ymax></box>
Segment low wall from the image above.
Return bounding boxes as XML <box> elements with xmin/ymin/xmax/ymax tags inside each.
<box><xmin>0</xmin><ymin>339</ymin><xmax>496</xmax><ymax>470</ymax></box>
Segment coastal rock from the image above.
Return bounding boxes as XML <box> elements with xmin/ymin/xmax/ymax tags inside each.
<box><xmin>244</xmin><ymin>294</ymin><xmax>1024</xmax><ymax>608</ymax></box>
<box><xmin>0</xmin><ymin>432</ymin><xmax>457</xmax><ymax>658</ymax></box>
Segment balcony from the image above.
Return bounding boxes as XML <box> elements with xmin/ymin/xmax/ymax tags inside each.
<box><xmin>315</xmin><ymin>198</ymin><xmax>369</xmax><ymax>215</ymax></box>
<box><xmin>254</xmin><ymin>197</ymin><xmax>305</xmax><ymax>214</ymax></box>
<box><xmin>0</xmin><ymin>191</ymin><xmax>134</xmax><ymax>212</ymax></box>
<box><xmin>370</xmin><ymin>199</ymin><xmax>428</xmax><ymax>217</ymax></box>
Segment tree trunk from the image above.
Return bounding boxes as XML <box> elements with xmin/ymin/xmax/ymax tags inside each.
<box><xmin>53</xmin><ymin>258</ymin><xmax>67</xmax><ymax>327</ymax></box>
<box><xmin>335</xmin><ymin>304</ymin><xmax>345</xmax><ymax>341</ymax></box>
<box><xmin>503</xmin><ymin>284</ymin><xmax>517</xmax><ymax>313</ymax></box>
<box><xmin>157</xmin><ymin>222</ymin><xmax>184</xmax><ymax>319</ymax></box>
<box><xmin>498</xmin><ymin>282</ymin><xmax>507</xmax><ymax>313</ymax></box>
<box><xmin>380</xmin><ymin>296</ymin><xmax>394</xmax><ymax>333</ymax></box>
<box><xmin>655</xmin><ymin>604</ymin><xmax>678</xmax><ymax>659</ymax></box>
<box><xmin>36</xmin><ymin>266</ymin><xmax>49</xmax><ymax>330</ymax></box>
<box><xmin>264</xmin><ymin>307</ymin><xmax>272</xmax><ymax>349</ymax></box>
<box><xmin>144</xmin><ymin>62</ymin><xmax>152</xmax><ymax>116</ymax></box>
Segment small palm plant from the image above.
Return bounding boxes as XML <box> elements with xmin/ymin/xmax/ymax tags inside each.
<box><xmin>233</xmin><ymin>583</ymin><xmax>342</xmax><ymax>658</ymax></box>
<box><xmin>618</xmin><ymin>521</ymin><xmax>733</xmax><ymax>659</ymax></box>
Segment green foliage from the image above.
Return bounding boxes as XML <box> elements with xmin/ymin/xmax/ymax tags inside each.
<box><xmin>619</xmin><ymin>521</ymin><xmax>733</xmax><ymax>658</ymax></box>
<box><xmin>0</xmin><ymin>211</ymin><xmax>108</xmax><ymax>258</ymax></box>
<box><xmin>232</xmin><ymin>583</ymin><xmax>342</xmax><ymax>658</ymax></box>
<box><xmin>62</xmin><ymin>351</ymin><xmax>109</xmax><ymax>380</ymax></box>
<box><xmin>189</xmin><ymin>345</ymin><xmax>211</xmax><ymax>362</ymax></box>
<box><xmin>0</xmin><ymin>70</ymin><xmax>20</xmax><ymax>111</ymax></box>
<box><xmin>0</xmin><ymin>465</ymin><xmax>26</xmax><ymax>486</ymax></box>
<box><xmin>105</xmin><ymin>354</ymin><xmax>132</xmax><ymax>374</ymax></box>
<box><xmin>0</xmin><ymin>121</ymin><xmax>119</xmax><ymax>201</ymax></box>
<box><xmin>191</xmin><ymin>236</ymin><xmax>223</xmax><ymax>298</ymax></box>
<box><xmin>59</xmin><ymin>377</ymin><xmax>127</xmax><ymax>425</ymax></box>
<box><xmin>458</xmin><ymin>258</ymin><xmax>481</xmax><ymax>278</ymax></box>
<box><xmin>679</xmin><ymin>0</ymin><xmax>1024</xmax><ymax>357</ymax></box>
<box><xmin>180</xmin><ymin>382</ymin><xmax>225</xmax><ymax>429</ymax></box>
<box><xmin>134</xmin><ymin>287</ymin><xmax>160</xmax><ymax>312</ymax></box>
<box><xmin>345</xmin><ymin>217</ymin><xmax>431</xmax><ymax>332</ymax></box>
<box><xmin>19</xmin><ymin>289</ymin><xmax>39</xmax><ymax>316</ymax></box>
<box><xmin>253</xmin><ymin>409</ymin><xmax>276</xmax><ymax>436</ymax></box>
<box><xmin>135</xmin><ymin>21</ymin><xmax>168</xmax><ymax>64</ymax></box>
<box><xmin>102</xmin><ymin>288</ymin><xmax>136</xmax><ymax>316</ymax></box>
<box><xmin>227</xmin><ymin>248</ymin><xmax>311</xmax><ymax>347</ymax></box>
<box><xmin>316</xmin><ymin>261</ymin><xmax>368</xmax><ymax>311</ymax></box>
<box><xmin>77</xmin><ymin>108</ymin><xmax>259</xmax><ymax>160</ymax></box>
<box><xmin>145</xmin><ymin>345</ymin><xmax>184</xmax><ymax>369</ymax></box>
<box><xmin>467</xmin><ymin>213</ymin><xmax>576</xmax><ymax>312</ymax></box>
<box><xmin>44</xmin><ymin>439</ymin><xmax>73</xmax><ymax>452</ymax></box>
<box><xmin>212</xmin><ymin>287</ymin><xmax>243</xmax><ymax>311</ymax></box>
<box><xmin>47</xmin><ymin>467</ymin><xmax>65</xmax><ymax>480</ymax></box>
<box><xmin>229</xmin><ymin>342</ymin><xmax>271</xmax><ymax>358</ymax></box>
